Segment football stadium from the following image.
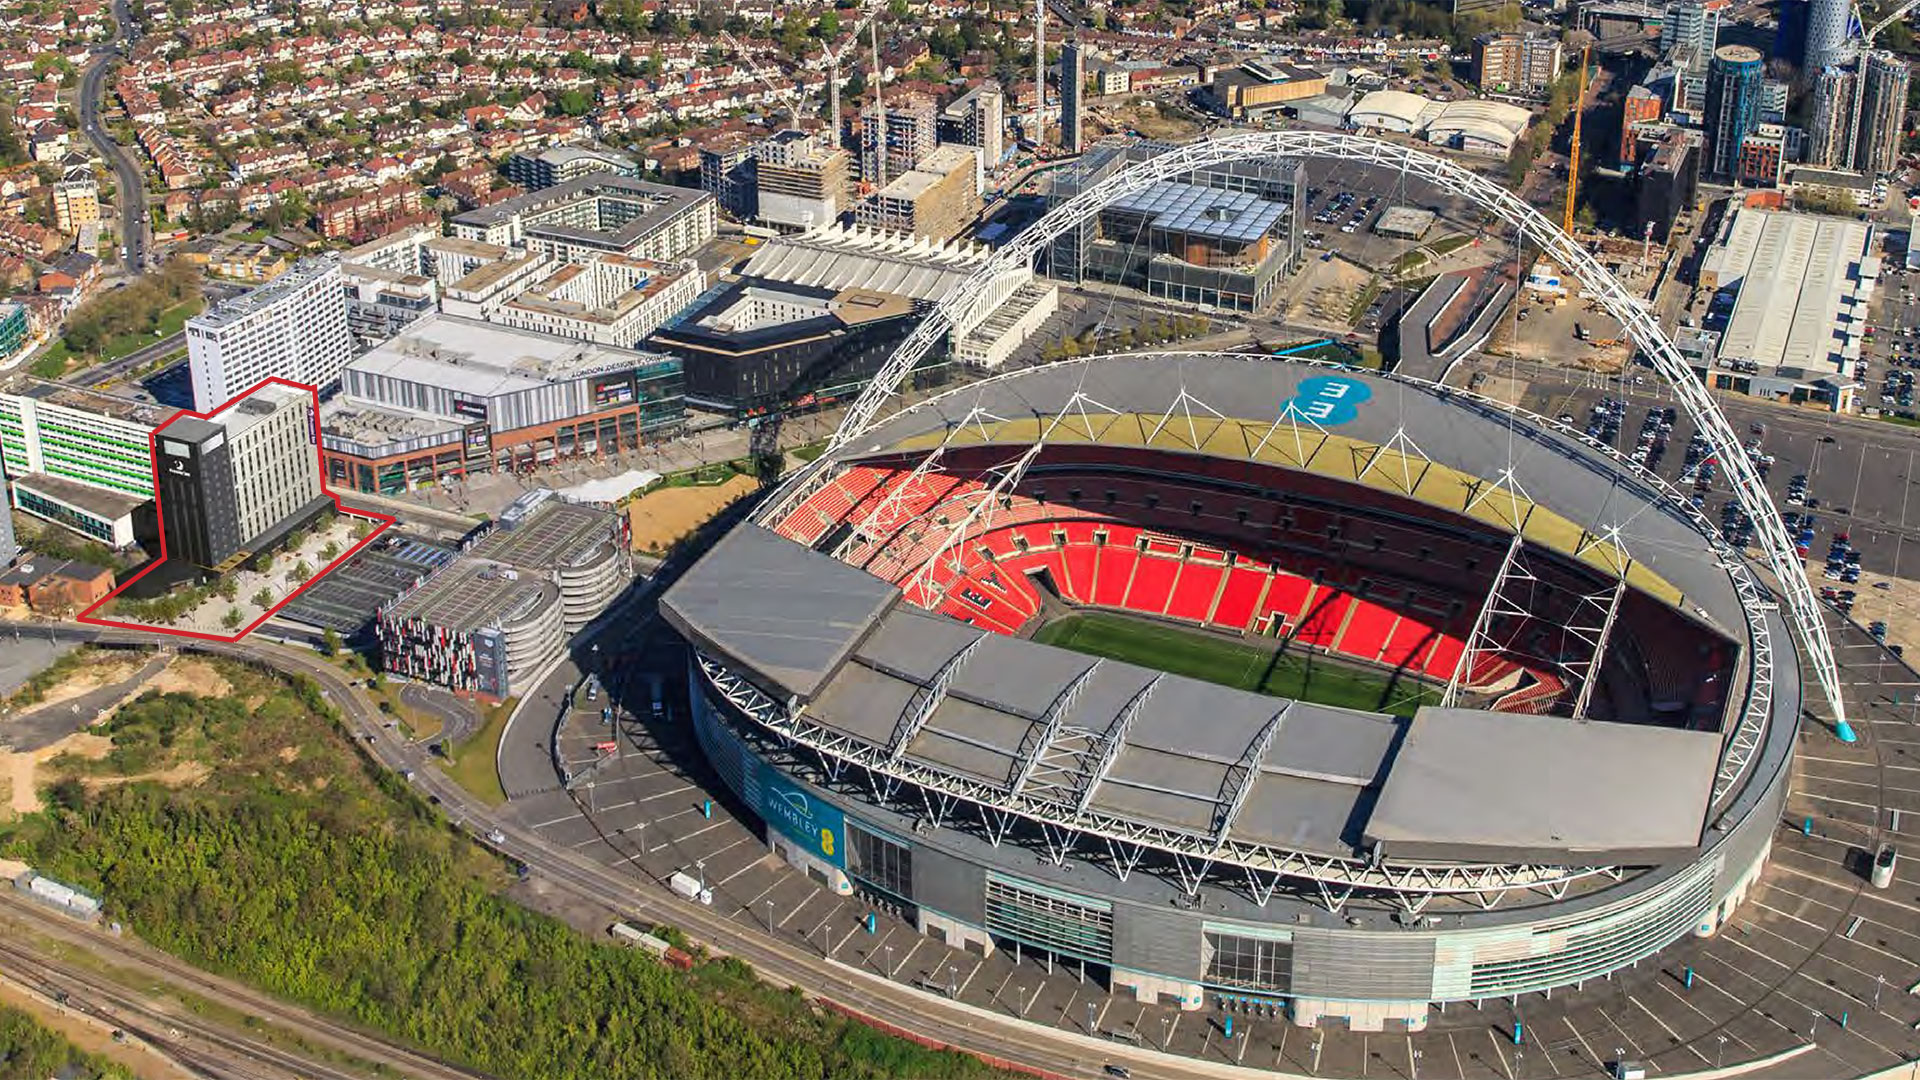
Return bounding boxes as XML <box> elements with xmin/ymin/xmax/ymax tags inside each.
<box><xmin>662</xmin><ymin>351</ymin><xmax>1798</xmax><ymax>1031</ymax></box>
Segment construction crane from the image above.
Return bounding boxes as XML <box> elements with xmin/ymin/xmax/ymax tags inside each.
<box><xmin>718</xmin><ymin>0</ymin><xmax>886</xmax><ymax>137</ymax></box>
<box><xmin>718</xmin><ymin>30</ymin><xmax>808</xmax><ymax>125</ymax></box>
<box><xmin>1562</xmin><ymin>42</ymin><xmax>1591</xmax><ymax>237</ymax></box>
<box><xmin>1851</xmin><ymin>0</ymin><xmax>1920</xmax><ymax>49</ymax></box>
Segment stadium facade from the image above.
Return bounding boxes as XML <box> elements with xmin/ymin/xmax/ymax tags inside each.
<box><xmin>663</xmin><ymin>354</ymin><xmax>1797</xmax><ymax>1031</ymax></box>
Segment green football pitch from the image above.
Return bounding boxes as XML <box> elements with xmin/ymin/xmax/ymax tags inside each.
<box><xmin>1031</xmin><ymin>611</ymin><xmax>1440</xmax><ymax>716</ymax></box>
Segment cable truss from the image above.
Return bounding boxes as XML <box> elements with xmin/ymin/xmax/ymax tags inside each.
<box><xmin>698</xmin><ymin>653</ymin><xmax>1618</xmax><ymax>912</ymax></box>
<box><xmin>812</xmin><ymin>129</ymin><xmax>1842</xmax><ymax>731</ymax></box>
<box><xmin>908</xmin><ymin>440</ymin><xmax>1048</xmax><ymax>610</ymax></box>
<box><xmin>1569</xmin><ymin>578</ymin><xmax>1628</xmax><ymax>719</ymax></box>
<box><xmin>1444</xmin><ymin>532</ymin><xmax>1526</xmax><ymax>708</ymax></box>
<box><xmin>887</xmin><ymin>632</ymin><xmax>987</xmax><ymax>766</ymax></box>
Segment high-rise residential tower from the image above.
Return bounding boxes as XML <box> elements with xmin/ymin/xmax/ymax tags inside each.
<box><xmin>1854</xmin><ymin>51</ymin><xmax>1912</xmax><ymax>175</ymax></box>
<box><xmin>1703</xmin><ymin>45</ymin><xmax>1764</xmax><ymax>180</ymax></box>
<box><xmin>186</xmin><ymin>257</ymin><xmax>352</xmax><ymax>410</ymax></box>
<box><xmin>1804</xmin><ymin>0</ymin><xmax>1852</xmax><ymax>74</ymax></box>
<box><xmin>1061</xmin><ymin>40</ymin><xmax>1086</xmax><ymax>154</ymax></box>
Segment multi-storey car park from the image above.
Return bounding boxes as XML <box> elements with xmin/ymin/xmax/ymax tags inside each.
<box><xmin>659</xmin><ymin>132</ymin><xmax>1850</xmax><ymax>1035</ymax></box>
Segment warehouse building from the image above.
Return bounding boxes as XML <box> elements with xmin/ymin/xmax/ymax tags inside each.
<box><xmin>1697</xmin><ymin>206</ymin><xmax>1874</xmax><ymax>410</ymax></box>
<box><xmin>1205</xmin><ymin>59</ymin><xmax>1328</xmax><ymax>119</ymax></box>
<box><xmin>449</xmin><ymin>175</ymin><xmax>717</xmax><ymax>265</ymax></box>
<box><xmin>0</xmin><ymin>385</ymin><xmax>164</xmax><ymax>548</ymax></box>
<box><xmin>154</xmin><ymin>381</ymin><xmax>329</xmax><ymax>575</ymax></box>
<box><xmin>376</xmin><ymin>488</ymin><xmax>629</xmax><ymax>699</ymax></box>
<box><xmin>322</xmin><ymin>315</ymin><xmax>685</xmax><ymax>494</ymax></box>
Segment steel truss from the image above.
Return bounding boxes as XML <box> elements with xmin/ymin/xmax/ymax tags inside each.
<box><xmin>699</xmin><ymin>652</ymin><xmax>1618</xmax><ymax>912</ymax></box>
<box><xmin>815</xmin><ymin>130</ymin><xmax>1843</xmax><ymax>731</ymax></box>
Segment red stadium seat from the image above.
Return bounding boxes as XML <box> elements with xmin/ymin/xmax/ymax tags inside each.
<box><xmin>1165</xmin><ymin>562</ymin><xmax>1224</xmax><ymax>623</ymax></box>
<box><xmin>1124</xmin><ymin>556</ymin><xmax>1180</xmax><ymax>616</ymax></box>
<box><xmin>1210</xmin><ymin>565</ymin><xmax>1270</xmax><ymax>633</ymax></box>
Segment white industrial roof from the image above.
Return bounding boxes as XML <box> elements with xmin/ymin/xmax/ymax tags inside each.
<box><xmin>1426</xmin><ymin>99</ymin><xmax>1533</xmax><ymax>152</ymax></box>
<box><xmin>738</xmin><ymin>223</ymin><xmax>993</xmax><ymax>303</ymax></box>
<box><xmin>1348</xmin><ymin>89</ymin><xmax>1440</xmax><ymax>131</ymax></box>
<box><xmin>1711</xmin><ymin>208</ymin><xmax>1875</xmax><ymax>378</ymax></box>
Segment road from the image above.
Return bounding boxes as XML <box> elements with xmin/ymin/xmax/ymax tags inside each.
<box><xmin>77</xmin><ymin>0</ymin><xmax>147</xmax><ymax>275</ymax></box>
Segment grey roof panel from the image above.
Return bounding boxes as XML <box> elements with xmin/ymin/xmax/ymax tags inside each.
<box><xmin>1124</xmin><ymin>680</ymin><xmax>1282</xmax><ymax>760</ymax></box>
<box><xmin>660</xmin><ymin>524</ymin><xmax>898</xmax><ymax>702</ymax></box>
<box><xmin>910</xmin><ymin>725</ymin><xmax>1019</xmax><ymax>784</ymax></box>
<box><xmin>944</xmin><ymin>634</ymin><xmax>1100</xmax><ymax>719</ymax></box>
<box><xmin>809</xmin><ymin>662</ymin><xmax>918</xmax><ymax>744</ymax></box>
<box><xmin>1232</xmin><ymin>775</ymin><xmax>1374</xmax><ymax>852</ymax></box>
<box><xmin>1267</xmin><ymin>705</ymin><xmax>1402</xmax><ymax>786</ymax></box>
<box><xmin>854</xmin><ymin>608</ymin><xmax>984</xmax><ymax>682</ymax></box>
<box><xmin>1364</xmin><ymin>707</ymin><xmax>1719</xmax><ymax>862</ymax></box>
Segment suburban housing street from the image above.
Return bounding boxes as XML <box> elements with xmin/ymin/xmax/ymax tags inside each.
<box><xmin>77</xmin><ymin>0</ymin><xmax>148</xmax><ymax>275</ymax></box>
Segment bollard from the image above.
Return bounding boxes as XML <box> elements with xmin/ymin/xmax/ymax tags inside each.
<box><xmin>1836</xmin><ymin>719</ymin><xmax>1859</xmax><ymax>744</ymax></box>
<box><xmin>1684</xmin><ymin>966</ymin><xmax>1694</xmax><ymax>989</ymax></box>
<box><xmin>1803</xmin><ymin>816</ymin><xmax>1814</xmax><ymax>836</ymax></box>
<box><xmin>1224</xmin><ymin>1015</ymin><xmax>1233</xmax><ymax>1040</ymax></box>
<box><xmin>1513</xmin><ymin>1022</ymin><xmax>1524</xmax><ymax>1046</ymax></box>
<box><xmin>702</xmin><ymin>799</ymin><xmax>713</xmax><ymax>819</ymax></box>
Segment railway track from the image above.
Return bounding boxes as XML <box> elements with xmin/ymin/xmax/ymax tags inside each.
<box><xmin>0</xmin><ymin>896</ymin><xmax>488</xmax><ymax>1080</ymax></box>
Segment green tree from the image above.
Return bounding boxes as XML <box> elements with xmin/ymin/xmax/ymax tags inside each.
<box><xmin>556</xmin><ymin>88</ymin><xmax>592</xmax><ymax>116</ymax></box>
<box><xmin>814</xmin><ymin>10</ymin><xmax>840</xmax><ymax>37</ymax></box>
<box><xmin>321</xmin><ymin>628</ymin><xmax>341</xmax><ymax>657</ymax></box>
<box><xmin>252</xmin><ymin>587</ymin><xmax>274</xmax><ymax>610</ymax></box>
<box><xmin>221</xmin><ymin>607</ymin><xmax>243</xmax><ymax>630</ymax></box>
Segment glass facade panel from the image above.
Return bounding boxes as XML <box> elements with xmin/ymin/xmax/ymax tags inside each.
<box><xmin>984</xmin><ymin>873</ymin><xmax>1113</xmax><ymax>964</ymax></box>
<box><xmin>847</xmin><ymin>820</ymin><xmax>913</xmax><ymax>902</ymax></box>
<box><xmin>1203</xmin><ymin>928</ymin><xmax>1293</xmax><ymax>994</ymax></box>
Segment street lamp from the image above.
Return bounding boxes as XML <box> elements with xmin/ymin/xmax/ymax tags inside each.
<box><xmin>1809</xmin><ymin>1009</ymin><xmax>1820</xmax><ymax>1041</ymax></box>
<box><xmin>1410</xmin><ymin>1047</ymin><xmax>1423</xmax><ymax>1080</ymax></box>
<box><xmin>765</xmin><ymin>899</ymin><xmax>774</xmax><ymax>934</ymax></box>
<box><xmin>1715</xmin><ymin>1034</ymin><xmax>1729</xmax><ymax>1069</ymax></box>
<box><xmin>1310</xmin><ymin>1033</ymin><xmax>1325</xmax><ymax>1076</ymax></box>
<box><xmin>948</xmin><ymin>964</ymin><xmax>958</xmax><ymax>998</ymax></box>
<box><xmin>1161</xmin><ymin>1015</ymin><xmax>1171</xmax><ymax>1050</ymax></box>
<box><xmin>1878</xmin><ymin>974</ymin><xmax>1888</xmax><ymax>1011</ymax></box>
<box><xmin>884</xmin><ymin>944</ymin><xmax>894</xmax><ymax>978</ymax></box>
<box><xmin>695</xmin><ymin>858</ymin><xmax>705</xmax><ymax>892</ymax></box>
<box><xmin>1086</xmin><ymin>1000</ymin><xmax>1097</xmax><ymax>1035</ymax></box>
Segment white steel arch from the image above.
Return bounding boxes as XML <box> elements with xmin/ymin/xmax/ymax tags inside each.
<box><xmin>829</xmin><ymin>130</ymin><xmax>1847</xmax><ymax>730</ymax></box>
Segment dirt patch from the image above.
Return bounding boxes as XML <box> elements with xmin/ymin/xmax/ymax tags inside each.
<box><xmin>277</xmin><ymin>745</ymin><xmax>300</xmax><ymax>763</ymax></box>
<box><xmin>1285</xmin><ymin>257</ymin><xmax>1372</xmax><ymax>332</ymax></box>
<box><xmin>145</xmin><ymin>656</ymin><xmax>232</xmax><ymax>699</ymax></box>
<box><xmin>16</xmin><ymin>656</ymin><xmax>144</xmax><ymax>714</ymax></box>
<box><xmin>82</xmin><ymin>761</ymin><xmax>211</xmax><ymax>793</ymax></box>
<box><xmin>1</xmin><ymin>731</ymin><xmax>113</xmax><ymax>818</ymax></box>
<box><xmin>626</xmin><ymin>473</ymin><xmax>759</xmax><ymax>552</ymax></box>
<box><xmin>0</xmin><ymin>974</ymin><xmax>196</xmax><ymax>1080</ymax></box>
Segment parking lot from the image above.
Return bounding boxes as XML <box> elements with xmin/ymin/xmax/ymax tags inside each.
<box><xmin>1493</xmin><ymin>362</ymin><xmax>1920</xmax><ymax>598</ymax></box>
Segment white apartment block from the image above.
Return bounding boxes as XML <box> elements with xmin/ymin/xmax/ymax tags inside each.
<box><xmin>493</xmin><ymin>256</ymin><xmax>704</xmax><ymax>348</ymax></box>
<box><xmin>186</xmin><ymin>256</ymin><xmax>353</xmax><ymax>410</ymax></box>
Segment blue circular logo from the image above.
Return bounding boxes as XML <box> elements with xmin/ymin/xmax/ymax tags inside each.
<box><xmin>1282</xmin><ymin>375</ymin><xmax>1372</xmax><ymax>426</ymax></box>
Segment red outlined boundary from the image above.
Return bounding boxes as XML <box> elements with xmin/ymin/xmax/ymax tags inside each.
<box><xmin>76</xmin><ymin>376</ymin><xmax>396</xmax><ymax>642</ymax></box>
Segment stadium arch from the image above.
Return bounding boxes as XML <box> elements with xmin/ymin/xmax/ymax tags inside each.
<box><xmin>829</xmin><ymin>129</ymin><xmax>1850</xmax><ymax>734</ymax></box>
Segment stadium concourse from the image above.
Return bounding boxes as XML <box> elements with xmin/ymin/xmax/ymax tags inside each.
<box><xmin>661</xmin><ymin>352</ymin><xmax>1807</xmax><ymax>1043</ymax></box>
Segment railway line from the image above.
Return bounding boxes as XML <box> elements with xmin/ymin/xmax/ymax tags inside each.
<box><xmin>0</xmin><ymin>891</ymin><xmax>488</xmax><ymax>1080</ymax></box>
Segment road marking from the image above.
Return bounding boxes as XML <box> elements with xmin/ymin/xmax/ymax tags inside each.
<box><xmin>1628</xmin><ymin>993</ymin><xmax>1706</xmax><ymax>1064</ymax></box>
<box><xmin>957</xmin><ymin>956</ymin><xmax>985</xmax><ymax>998</ymax></box>
<box><xmin>1561</xmin><ymin>1014</ymin><xmax>1604</xmax><ymax>1071</ymax></box>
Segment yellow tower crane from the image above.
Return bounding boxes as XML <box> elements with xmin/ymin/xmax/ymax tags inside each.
<box><xmin>1562</xmin><ymin>42</ymin><xmax>1591</xmax><ymax>237</ymax></box>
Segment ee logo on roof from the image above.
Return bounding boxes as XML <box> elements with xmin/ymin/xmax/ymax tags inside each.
<box><xmin>1283</xmin><ymin>375</ymin><xmax>1372</xmax><ymax>426</ymax></box>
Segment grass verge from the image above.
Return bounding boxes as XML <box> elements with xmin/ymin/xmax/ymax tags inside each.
<box><xmin>445</xmin><ymin>697</ymin><xmax>515</xmax><ymax>807</ymax></box>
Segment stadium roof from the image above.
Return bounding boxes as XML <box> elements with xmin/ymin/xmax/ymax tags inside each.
<box><xmin>666</xmin><ymin>356</ymin><xmax>1761</xmax><ymax>869</ymax></box>
<box><xmin>664</xmin><ymin>524</ymin><xmax>899</xmax><ymax>701</ymax></box>
<box><xmin>1365</xmin><ymin>707</ymin><xmax>1719</xmax><ymax>862</ymax></box>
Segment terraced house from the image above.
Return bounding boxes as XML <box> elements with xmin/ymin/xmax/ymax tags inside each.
<box><xmin>0</xmin><ymin>385</ymin><xmax>166</xmax><ymax>548</ymax></box>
